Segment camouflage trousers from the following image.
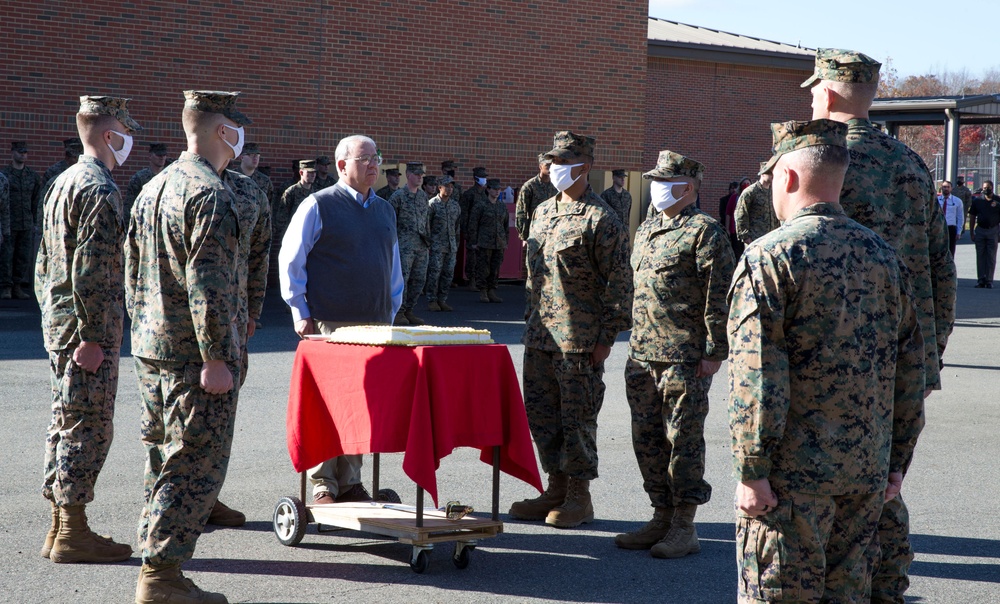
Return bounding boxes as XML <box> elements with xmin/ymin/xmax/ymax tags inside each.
<box><xmin>425</xmin><ymin>246</ymin><xmax>456</xmax><ymax>303</ymax></box>
<box><xmin>400</xmin><ymin>243</ymin><xmax>429</xmax><ymax>313</ymax></box>
<box><xmin>465</xmin><ymin>246</ymin><xmax>478</xmax><ymax>282</ymax></box>
<box><xmin>475</xmin><ymin>247</ymin><xmax>504</xmax><ymax>291</ymax></box>
<box><xmin>869</xmin><ymin>496</ymin><xmax>913</xmax><ymax>604</ymax></box>
<box><xmin>42</xmin><ymin>348</ymin><xmax>120</xmax><ymax>506</ymax></box>
<box><xmin>624</xmin><ymin>359</ymin><xmax>712</xmax><ymax>507</ymax></box>
<box><xmin>522</xmin><ymin>347</ymin><xmax>605</xmax><ymax>480</ymax></box>
<box><xmin>135</xmin><ymin>357</ymin><xmax>240</xmax><ymax>567</ymax></box>
<box><xmin>0</xmin><ymin>228</ymin><xmax>34</xmax><ymax>287</ymax></box>
<box><xmin>736</xmin><ymin>490</ymin><xmax>882</xmax><ymax>603</ymax></box>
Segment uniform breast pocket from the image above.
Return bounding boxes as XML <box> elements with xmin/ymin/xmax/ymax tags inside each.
<box><xmin>652</xmin><ymin>253</ymin><xmax>684</xmax><ymax>274</ymax></box>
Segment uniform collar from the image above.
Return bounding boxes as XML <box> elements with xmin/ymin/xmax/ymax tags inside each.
<box><xmin>784</xmin><ymin>202</ymin><xmax>845</xmax><ymax>222</ymax></box>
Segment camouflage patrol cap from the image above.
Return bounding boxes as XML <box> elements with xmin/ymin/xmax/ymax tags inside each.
<box><xmin>11</xmin><ymin>141</ymin><xmax>28</xmax><ymax>152</ymax></box>
<box><xmin>537</xmin><ymin>153</ymin><xmax>551</xmax><ymax>165</ymax></box>
<box><xmin>316</xmin><ymin>155</ymin><xmax>331</xmax><ymax>165</ymax></box>
<box><xmin>800</xmin><ymin>48</ymin><xmax>882</xmax><ymax>88</ymax></box>
<box><xmin>183</xmin><ymin>90</ymin><xmax>252</xmax><ymax>125</ymax></box>
<box><xmin>612</xmin><ymin>169</ymin><xmax>626</xmax><ymax>178</ymax></box>
<box><xmin>486</xmin><ymin>178</ymin><xmax>502</xmax><ymax>189</ymax></box>
<box><xmin>642</xmin><ymin>150</ymin><xmax>705</xmax><ymax>181</ymax></box>
<box><xmin>406</xmin><ymin>162</ymin><xmax>425</xmax><ymax>175</ymax></box>
<box><xmin>544</xmin><ymin>131</ymin><xmax>595</xmax><ymax>161</ymax></box>
<box><xmin>242</xmin><ymin>142</ymin><xmax>261</xmax><ymax>155</ymax></box>
<box><xmin>383</xmin><ymin>167</ymin><xmax>401</xmax><ymax>176</ymax></box>
<box><xmin>299</xmin><ymin>159</ymin><xmax>316</xmax><ymax>172</ymax></box>
<box><xmin>438</xmin><ymin>175</ymin><xmax>454</xmax><ymax>186</ymax></box>
<box><xmin>63</xmin><ymin>138</ymin><xmax>83</xmax><ymax>152</ymax></box>
<box><xmin>473</xmin><ymin>166</ymin><xmax>488</xmax><ymax>178</ymax></box>
<box><xmin>149</xmin><ymin>143</ymin><xmax>168</xmax><ymax>155</ymax></box>
<box><xmin>759</xmin><ymin>119</ymin><xmax>848</xmax><ymax>175</ymax></box>
<box><xmin>759</xmin><ymin>161</ymin><xmax>768</xmax><ymax>172</ymax></box>
<box><xmin>422</xmin><ymin>175</ymin><xmax>438</xmax><ymax>187</ymax></box>
<box><xmin>78</xmin><ymin>96</ymin><xmax>143</xmax><ymax>134</ymax></box>
<box><xmin>441</xmin><ymin>159</ymin><xmax>457</xmax><ymax>170</ymax></box>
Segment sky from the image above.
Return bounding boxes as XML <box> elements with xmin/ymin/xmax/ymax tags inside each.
<box><xmin>649</xmin><ymin>0</ymin><xmax>1000</xmax><ymax>80</ymax></box>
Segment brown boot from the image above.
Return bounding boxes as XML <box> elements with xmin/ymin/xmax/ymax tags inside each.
<box><xmin>207</xmin><ymin>500</ymin><xmax>245</xmax><ymax>527</ymax></box>
<box><xmin>404</xmin><ymin>311</ymin><xmax>425</xmax><ymax>325</ymax></box>
<box><xmin>394</xmin><ymin>311</ymin><xmax>409</xmax><ymax>326</ymax></box>
<box><xmin>41</xmin><ymin>500</ymin><xmax>59</xmax><ymax>558</ymax></box>
<box><xmin>509</xmin><ymin>474</ymin><xmax>568</xmax><ymax>520</ymax></box>
<box><xmin>545</xmin><ymin>478</ymin><xmax>594</xmax><ymax>528</ymax></box>
<box><xmin>487</xmin><ymin>289</ymin><xmax>503</xmax><ymax>303</ymax></box>
<box><xmin>650</xmin><ymin>503</ymin><xmax>701</xmax><ymax>558</ymax></box>
<box><xmin>438</xmin><ymin>300</ymin><xmax>453</xmax><ymax>312</ymax></box>
<box><xmin>135</xmin><ymin>564</ymin><xmax>228</xmax><ymax>604</ymax></box>
<box><xmin>49</xmin><ymin>504</ymin><xmax>132</xmax><ymax>563</ymax></box>
<box><xmin>614</xmin><ymin>505</ymin><xmax>673</xmax><ymax>550</ymax></box>
<box><xmin>479</xmin><ymin>289</ymin><xmax>490</xmax><ymax>303</ymax></box>
<box><xmin>428</xmin><ymin>301</ymin><xmax>442</xmax><ymax>312</ymax></box>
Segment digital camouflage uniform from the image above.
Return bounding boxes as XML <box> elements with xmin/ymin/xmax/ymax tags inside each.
<box><xmin>312</xmin><ymin>173</ymin><xmax>337</xmax><ymax>192</ymax></box>
<box><xmin>468</xmin><ymin>192</ymin><xmax>509</xmax><ymax>291</ymax></box>
<box><xmin>126</xmin><ymin>145</ymin><xmax>243</xmax><ymax>568</ymax></box>
<box><xmin>223</xmin><ymin>169</ymin><xmax>271</xmax><ymax>384</ymax></box>
<box><xmin>0</xmin><ymin>159</ymin><xmax>42</xmax><ymax>289</ymax></box>
<box><xmin>627</xmin><ymin>200</ymin><xmax>733</xmax><ymax>509</ymax></box>
<box><xmin>388</xmin><ymin>186</ymin><xmax>430</xmax><ymax>313</ymax></box>
<box><xmin>35</xmin><ymin>155</ymin><xmax>127</xmax><ymax>507</ymax></box>
<box><xmin>734</xmin><ymin>180</ymin><xmax>778</xmax><ymax>243</ymax></box>
<box><xmin>0</xmin><ymin>172</ymin><xmax>9</xmax><ymax>249</ymax></box>
<box><xmin>952</xmin><ymin>181</ymin><xmax>973</xmax><ymax>227</ymax></box>
<box><xmin>43</xmin><ymin>159</ymin><xmax>72</xmax><ymax>189</ymax></box>
<box><xmin>279</xmin><ymin>181</ymin><xmax>314</xmax><ymax>236</ymax></box>
<box><xmin>125</xmin><ymin>167</ymin><xmax>157</xmax><ymax>216</ymax></box>
<box><xmin>728</xmin><ymin>119</ymin><xmax>926</xmax><ymax>604</ymax></box>
<box><xmin>375</xmin><ymin>184</ymin><xmax>397</xmax><ymax>202</ymax></box>
<box><xmin>600</xmin><ymin>186</ymin><xmax>633</xmax><ymax>229</ymax></box>
<box><xmin>426</xmin><ymin>191</ymin><xmax>461</xmax><ymax>304</ymax></box>
<box><xmin>515</xmin><ymin>173</ymin><xmax>557</xmax><ymax>241</ymax></box>
<box><xmin>460</xmin><ymin>180</ymin><xmax>488</xmax><ymax>280</ymax></box>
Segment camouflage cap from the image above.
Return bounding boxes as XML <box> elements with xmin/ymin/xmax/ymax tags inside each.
<box><xmin>800</xmin><ymin>48</ymin><xmax>882</xmax><ymax>88</ymax></box>
<box><xmin>759</xmin><ymin>161</ymin><xmax>768</xmax><ymax>172</ymax></box>
<box><xmin>11</xmin><ymin>141</ymin><xmax>28</xmax><ymax>152</ymax></box>
<box><xmin>642</xmin><ymin>150</ymin><xmax>705</xmax><ymax>181</ymax></box>
<box><xmin>537</xmin><ymin>153</ymin><xmax>551</xmax><ymax>165</ymax></box>
<box><xmin>183</xmin><ymin>90</ymin><xmax>252</xmax><ymax>125</ymax></box>
<box><xmin>544</xmin><ymin>130</ymin><xmax>595</xmax><ymax>161</ymax></box>
<box><xmin>422</xmin><ymin>175</ymin><xmax>438</xmax><ymax>187</ymax></box>
<box><xmin>406</xmin><ymin>161</ymin><xmax>425</xmax><ymax>175</ymax></box>
<box><xmin>441</xmin><ymin>159</ymin><xmax>457</xmax><ymax>170</ymax></box>
<box><xmin>383</xmin><ymin>167</ymin><xmax>401</xmax><ymax>176</ymax></box>
<box><xmin>242</xmin><ymin>142</ymin><xmax>260</xmax><ymax>155</ymax></box>
<box><xmin>472</xmin><ymin>166</ymin><xmax>488</xmax><ymax>178</ymax></box>
<box><xmin>150</xmin><ymin>142</ymin><xmax>168</xmax><ymax>155</ymax></box>
<box><xmin>486</xmin><ymin>178</ymin><xmax>502</xmax><ymax>189</ymax></box>
<box><xmin>438</xmin><ymin>175</ymin><xmax>454</xmax><ymax>186</ymax></box>
<box><xmin>78</xmin><ymin>96</ymin><xmax>143</xmax><ymax>134</ymax></box>
<box><xmin>612</xmin><ymin>169</ymin><xmax>626</xmax><ymax>178</ymax></box>
<box><xmin>299</xmin><ymin>159</ymin><xmax>316</xmax><ymax>172</ymax></box>
<box><xmin>759</xmin><ymin>119</ymin><xmax>848</xmax><ymax>175</ymax></box>
<box><xmin>316</xmin><ymin>155</ymin><xmax>331</xmax><ymax>165</ymax></box>
<box><xmin>63</xmin><ymin>137</ymin><xmax>83</xmax><ymax>151</ymax></box>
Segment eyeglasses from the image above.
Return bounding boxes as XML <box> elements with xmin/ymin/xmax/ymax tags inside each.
<box><xmin>347</xmin><ymin>152</ymin><xmax>383</xmax><ymax>166</ymax></box>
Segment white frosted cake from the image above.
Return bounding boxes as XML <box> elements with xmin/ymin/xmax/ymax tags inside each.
<box><xmin>317</xmin><ymin>325</ymin><xmax>493</xmax><ymax>346</ymax></box>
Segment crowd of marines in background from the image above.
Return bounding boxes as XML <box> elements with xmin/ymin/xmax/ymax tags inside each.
<box><xmin>10</xmin><ymin>44</ymin><xmax>963</xmax><ymax>604</ymax></box>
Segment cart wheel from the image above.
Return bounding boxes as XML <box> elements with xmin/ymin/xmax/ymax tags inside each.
<box><xmin>376</xmin><ymin>488</ymin><xmax>402</xmax><ymax>504</ymax></box>
<box><xmin>410</xmin><ymin>549</ymin><xmax>431</xmax><ymax>574</ymax></box>
<box><xmin>452</xmin><ymin>546</ymin><xmax>472</xmax><ymax>569</ymax></box>
<box><xmin>273</xmin><ymin>496</ymin><xmax>307</xmax><ymax>546</ymax></box>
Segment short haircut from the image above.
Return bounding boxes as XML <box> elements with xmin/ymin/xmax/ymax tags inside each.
<box><xmin>985</xmin><ymin>180</ymin><xmax>994</xmax><ymax>187</ymax></box>
<box><xmin>785</xmin><ymin>144</ymin><xmax>850</xmax><ymax>180</ymax></box>
<box><xmin>181</xmin><ymin>108</ymin><xmax>225</xmax><ymax>136</ymax></box>
<box><xmin>75</xmin><ymin>112</ymin><xmax>119</xmax><ymax>135</ymax></box>
<box><xmin>941</xmin><ymin>180</ymin><xmax>952</xmax><ymax>187</ymax></box>
<box><xmin>828</xmin><ymin>80</ymin><xmax>880</xmax><ymax>107</ymax></box>
<box><xmin>335</xmin><ymin>135</ymin><xmax>376</xmax><ymax>162</ymax></box>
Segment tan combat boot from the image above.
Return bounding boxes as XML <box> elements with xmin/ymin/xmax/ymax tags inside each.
<box><xmin>428</xmin><ymin>301</ymin><xmax>442</xmax><ymax>312</ymax></box>
<box><xmin>41</xmin><ymin>500</ymin><xmax>60</xmax><ymax>558</ymax></box>
<box><xmin>487</xmin><ymin>289</ymin><xmax>503</xmax><ymax>303</ymax></box>
<box><xmin>206</xmin><ymin>499</ymin><xmax>245</xmax><ymax>527</ymax></box>
<box><xmin>438</xmin><ymin>300</ymin><xmax>453</xmax><ymax>312</ymax></box>
<box><xmin>614</xmin><ymin>505</ymin><xmax>673</xmax><ymax>550</ymax></box>
<box><xmin>49</xmin><ymin>504</ymin><xmax>132</xmax><ymax>563</ymax></box>
<box><xmin>650</xmin><ymin>503</ymin><xmax>701</xmax><ymax>558</ymax></box>
<box><xmin>509</xmin><ymin>473</ymin><xmax>568</xmax><ymax>520</ymax></box>
<box><xmin>545</xmin><ymin>478</ymin><xmax>594</xmax><ymax>528</ymax></box>
<box><xmin>479</xmin><ymin>289</ymin><xmax>490</xmax><ymax>303</ymax></box>
<box><xmin>135</xmin><ymin>564</ymin><xmax>228</xmax><ymax>604</ymax></box>
<box><xmin>404</xmin><ymin>311</ymin><xmax>425</xmax><ymax>325</ymax></box>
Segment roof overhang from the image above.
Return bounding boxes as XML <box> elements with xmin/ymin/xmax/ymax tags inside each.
<box><xmin>871</xmin><ymin>94</ymin><xmax>1000</xmax><ymax>126</ymax></box>
<box><xmin>647</xmin><ymin>39</ymin><xmax>815</xmax><ymax>71</ymax></box>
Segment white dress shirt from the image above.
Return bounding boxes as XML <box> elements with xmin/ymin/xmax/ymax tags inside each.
<box><xmin>938</xmin><ymin>194</ymin><xmax>964</xmax><ymax>231</ymax></box>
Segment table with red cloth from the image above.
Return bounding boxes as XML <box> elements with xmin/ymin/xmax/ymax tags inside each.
<box><xmin>286</xmin><ymin>340</ymin><xmax>543</xmax><ymax>506</ymax></box>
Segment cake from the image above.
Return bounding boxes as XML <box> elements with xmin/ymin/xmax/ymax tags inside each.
<box><xmin>312</xmin><ymin>325</ymin><xmax>493</xmax><ymax>346</ymax></box>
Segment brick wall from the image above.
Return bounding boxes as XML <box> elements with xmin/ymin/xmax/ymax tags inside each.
<box><xmin>2</xmin><ymin>0</ymin><xmax>647</xmax><ymax>191</ymax></box>
<box><xmin>644</xmin><ymin>56</ymin><xmax>813</xmax><ymax>218</ymax></box>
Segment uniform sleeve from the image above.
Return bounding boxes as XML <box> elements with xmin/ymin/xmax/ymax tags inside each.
<box><xmin>515</xmin><ymin>184</ymin><xmax>531</xmax><ymax>241</ymax></box>
<box><xmin>73</xmin><ymin>186</ymin><xmax>124</xmax><ymax>343</ymax></box>
<box><xmin>733</xmin><ymin>190</ymin><xmax>751</xmax><ymax>241</ymax></box>
<box><xmin>891</xmin><ymin>262</ymin><xmax>926</xmax><ymax>476</ymax></box>
<box><xmin>697</xmin><ymin>225</ymin><xmax>736</xmax><ymax>362</ymax></box>
<box><xmin>125</xmin><ymin>173</ymin><xmax>142</xmax><ymax>210</ymax></box>
<box><xmin>925</xmin><ymin>189</ymin><xmax>956</xmax><ymax>379</ymax></box>
<box><xmin>31</xmin><ymin>170</ymin><xmax>43</xmax><ymax>224</ymax></box>
<box><xmin>0</xmin><ymin>176</ymin><xmax>10</xmax><ymax>238</ymax></box>
<box><xmin>467</xmin><ymin>200</ymin><xmax>483</xmax><ymax>246</ymax></box>
<box><xmin>595</xmin><ymin>214</ymin><xmax>633</xmax><ymax>347</ymax></box>
<box><xmin>247</xmin><ymin>187</ymin><xmax>271</xmax><ymax>321</ymax></box>
<box><xmin>727</xmin><ymin>250</ymin><xmax>791</xmax><ymax>482</ymax></box>
<box><xmin>186</xmin><ymin>191</ymin><xmax>239</xmax><ymax>361</ymax></box>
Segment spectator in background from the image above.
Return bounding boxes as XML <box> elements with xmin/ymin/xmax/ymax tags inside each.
<box><xmin>937</xmin><ymin>180</ymin><xmax>964</xmax><ymax>257</ymax></box>
<box><xmin>725</xmin><ymin>178</ymin><xmax>751</xmax><ymax>257</ymax></box>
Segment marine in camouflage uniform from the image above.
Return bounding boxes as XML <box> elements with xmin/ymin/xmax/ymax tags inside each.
<box><xmin>805</xmin><ymin>49</ymin><xmax>957</xmax><ymax>604</ymax></box>
<box><xmin>510</xmin><ymin>131</ymin><xmax>633</xmax><ymax>529</ymax></box>
<box><xmin>34</xmin><ymin>96</ymin><xmax>142</xmax><ymax>565</ymax></box>
<box><xmin>425</xmin><ymin>175</ymin><xmax>460</xmax><ymax>310</ymax></box>
<box><xmin>41</xmin><ymin>138</ymin><xmax>84</xmax><ymax>203</ymax></box>
<box><xmin>734</xmin><ymin>169</ymin><xmax>779</xmax><ymax>244</ymax></box>
<box><xmin>388</xmin><ymin>162</ymin><xmax>430</xmax><ymax>324</ymax></box>
<box><xmin>375</xmin><ymin>167</ymin><xmax>400</xmax><ymax>202</ymax></box>
<box><xmin>460</xmin><ymin>167</ymin><xmax>489</xmax><ymax>284</ymax></box>
<box><xmin>515</xmin><ymin>154</ymin><xmax>557</xmax><ymax>241</ymax></box>
<box><xmin>0</xmin><ymin>171</ymin><xmax>9</xmax><ymax>251</ymax></box>
<box><xmin>600</xmin><ymin>169</ymin><xmax>633</xmax><ymax>228</ymax></box>
<box><xmin>728</xmin><ymin>119</ymin><xmax>925</xmax><ymax>604</ymax></box>
<box><xmin>124</xmin><ymin>143</ymin><xmax>169</xmax><ymax>215</ymax></box>
<box><xmin>468</xmin><ymin>177</ymin><xmax>509</xmax><ymax>301</ymax></box>
<box><xmin>312</xmin><ymin>155</ymin><xmax>337</xmax><ymax>192</ymax></box>
<box><xmin>953</xmin><ymin>177</ymin><xmax>973</xmax><ymax>230</ymax></box>
<box><xmin>126</xmin><ymin>90</ymin><xmax>248</xmax><ymax>603</ymax></box>
<box><xmin>279</xmin><ymin>160</ymin><xmax>317</xmax><ymax>236</ymax></box>
<box><xmin>616</xmin><ymin>151</ymin><xmax>734</xmax><ymax>559</ymax></box>
<box><xmin>1</xmin><ymin>141</ymin><xmax>42</xmax><ymax>299</ymax></box>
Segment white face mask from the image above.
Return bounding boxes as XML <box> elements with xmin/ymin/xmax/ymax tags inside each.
<box><xmin>550</xmin><ymin>162</ymin><xmax>584</xmax><ymax>192</ymax></box>
<box><xmin>476</xmin><ymin>177</ymin><xmax>487</xmax><ymax>187</ymax></box>
<box><xmin>222</xmin><ymin>124</ymin><xmax>245</xmax><ymax>159</ymax></box>
<box><xmin>107</xmin><ymin>130</ymin><xmax>133</xmax><ymax>167</ymax></box>
<box><xmin>650</xmin><ymin>180</ymin><xmax>686</xmax><ymax>212</ymax></box>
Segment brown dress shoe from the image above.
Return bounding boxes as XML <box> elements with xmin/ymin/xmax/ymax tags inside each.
<box><xmin>336</xmin><ymin>484</ymin><xmax>373</xmax><ymax>503</ymax></box>
<box><xmin>313</xmin><ymin>491</ymin><xmax>336</xmax><ymax>505</ymax></box>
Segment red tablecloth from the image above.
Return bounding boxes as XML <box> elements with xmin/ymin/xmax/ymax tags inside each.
<box><xmin>286</xmin><ymin>341</ymin><xmax>543</xmax><ymax>506</ymax></box>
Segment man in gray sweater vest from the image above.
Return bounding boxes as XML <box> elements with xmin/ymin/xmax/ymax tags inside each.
<box><xmin>279</xmin><ymin>134</ymin><xmax>404</xmax><ymax>504</ymax></box>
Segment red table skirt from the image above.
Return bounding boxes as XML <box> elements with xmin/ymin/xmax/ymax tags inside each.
<box><xmin>286</xmin><ymin>341</ymin><xmax>542</xmax><ymax>506</ymax></box>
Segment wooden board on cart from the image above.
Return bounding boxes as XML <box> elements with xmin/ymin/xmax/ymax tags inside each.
<box><xmin>308</xmin><ymin>503</ymin><xmax>502</xmax><ymax>545</ymax></box>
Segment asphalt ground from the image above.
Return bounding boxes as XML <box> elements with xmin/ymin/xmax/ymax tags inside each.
<box><xmin>1</xmin><ymin>237</ymin><xmax>998</xmax><ymax>603</ymax></box>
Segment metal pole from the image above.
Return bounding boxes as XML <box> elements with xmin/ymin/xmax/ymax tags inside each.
<box><xmin>492</xmin><ymin>446</ymin><xmax>501</xmax><ymax>522</ymax></box>
<box><xmin>416</xmin><ymin>486</ymin><xmax>424</xmax><ymax>528</ymax></box>
<box><xmin>945</xmin><ymin>109</ymin><xmax>961</xmax><ymax>184</ymax></box>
